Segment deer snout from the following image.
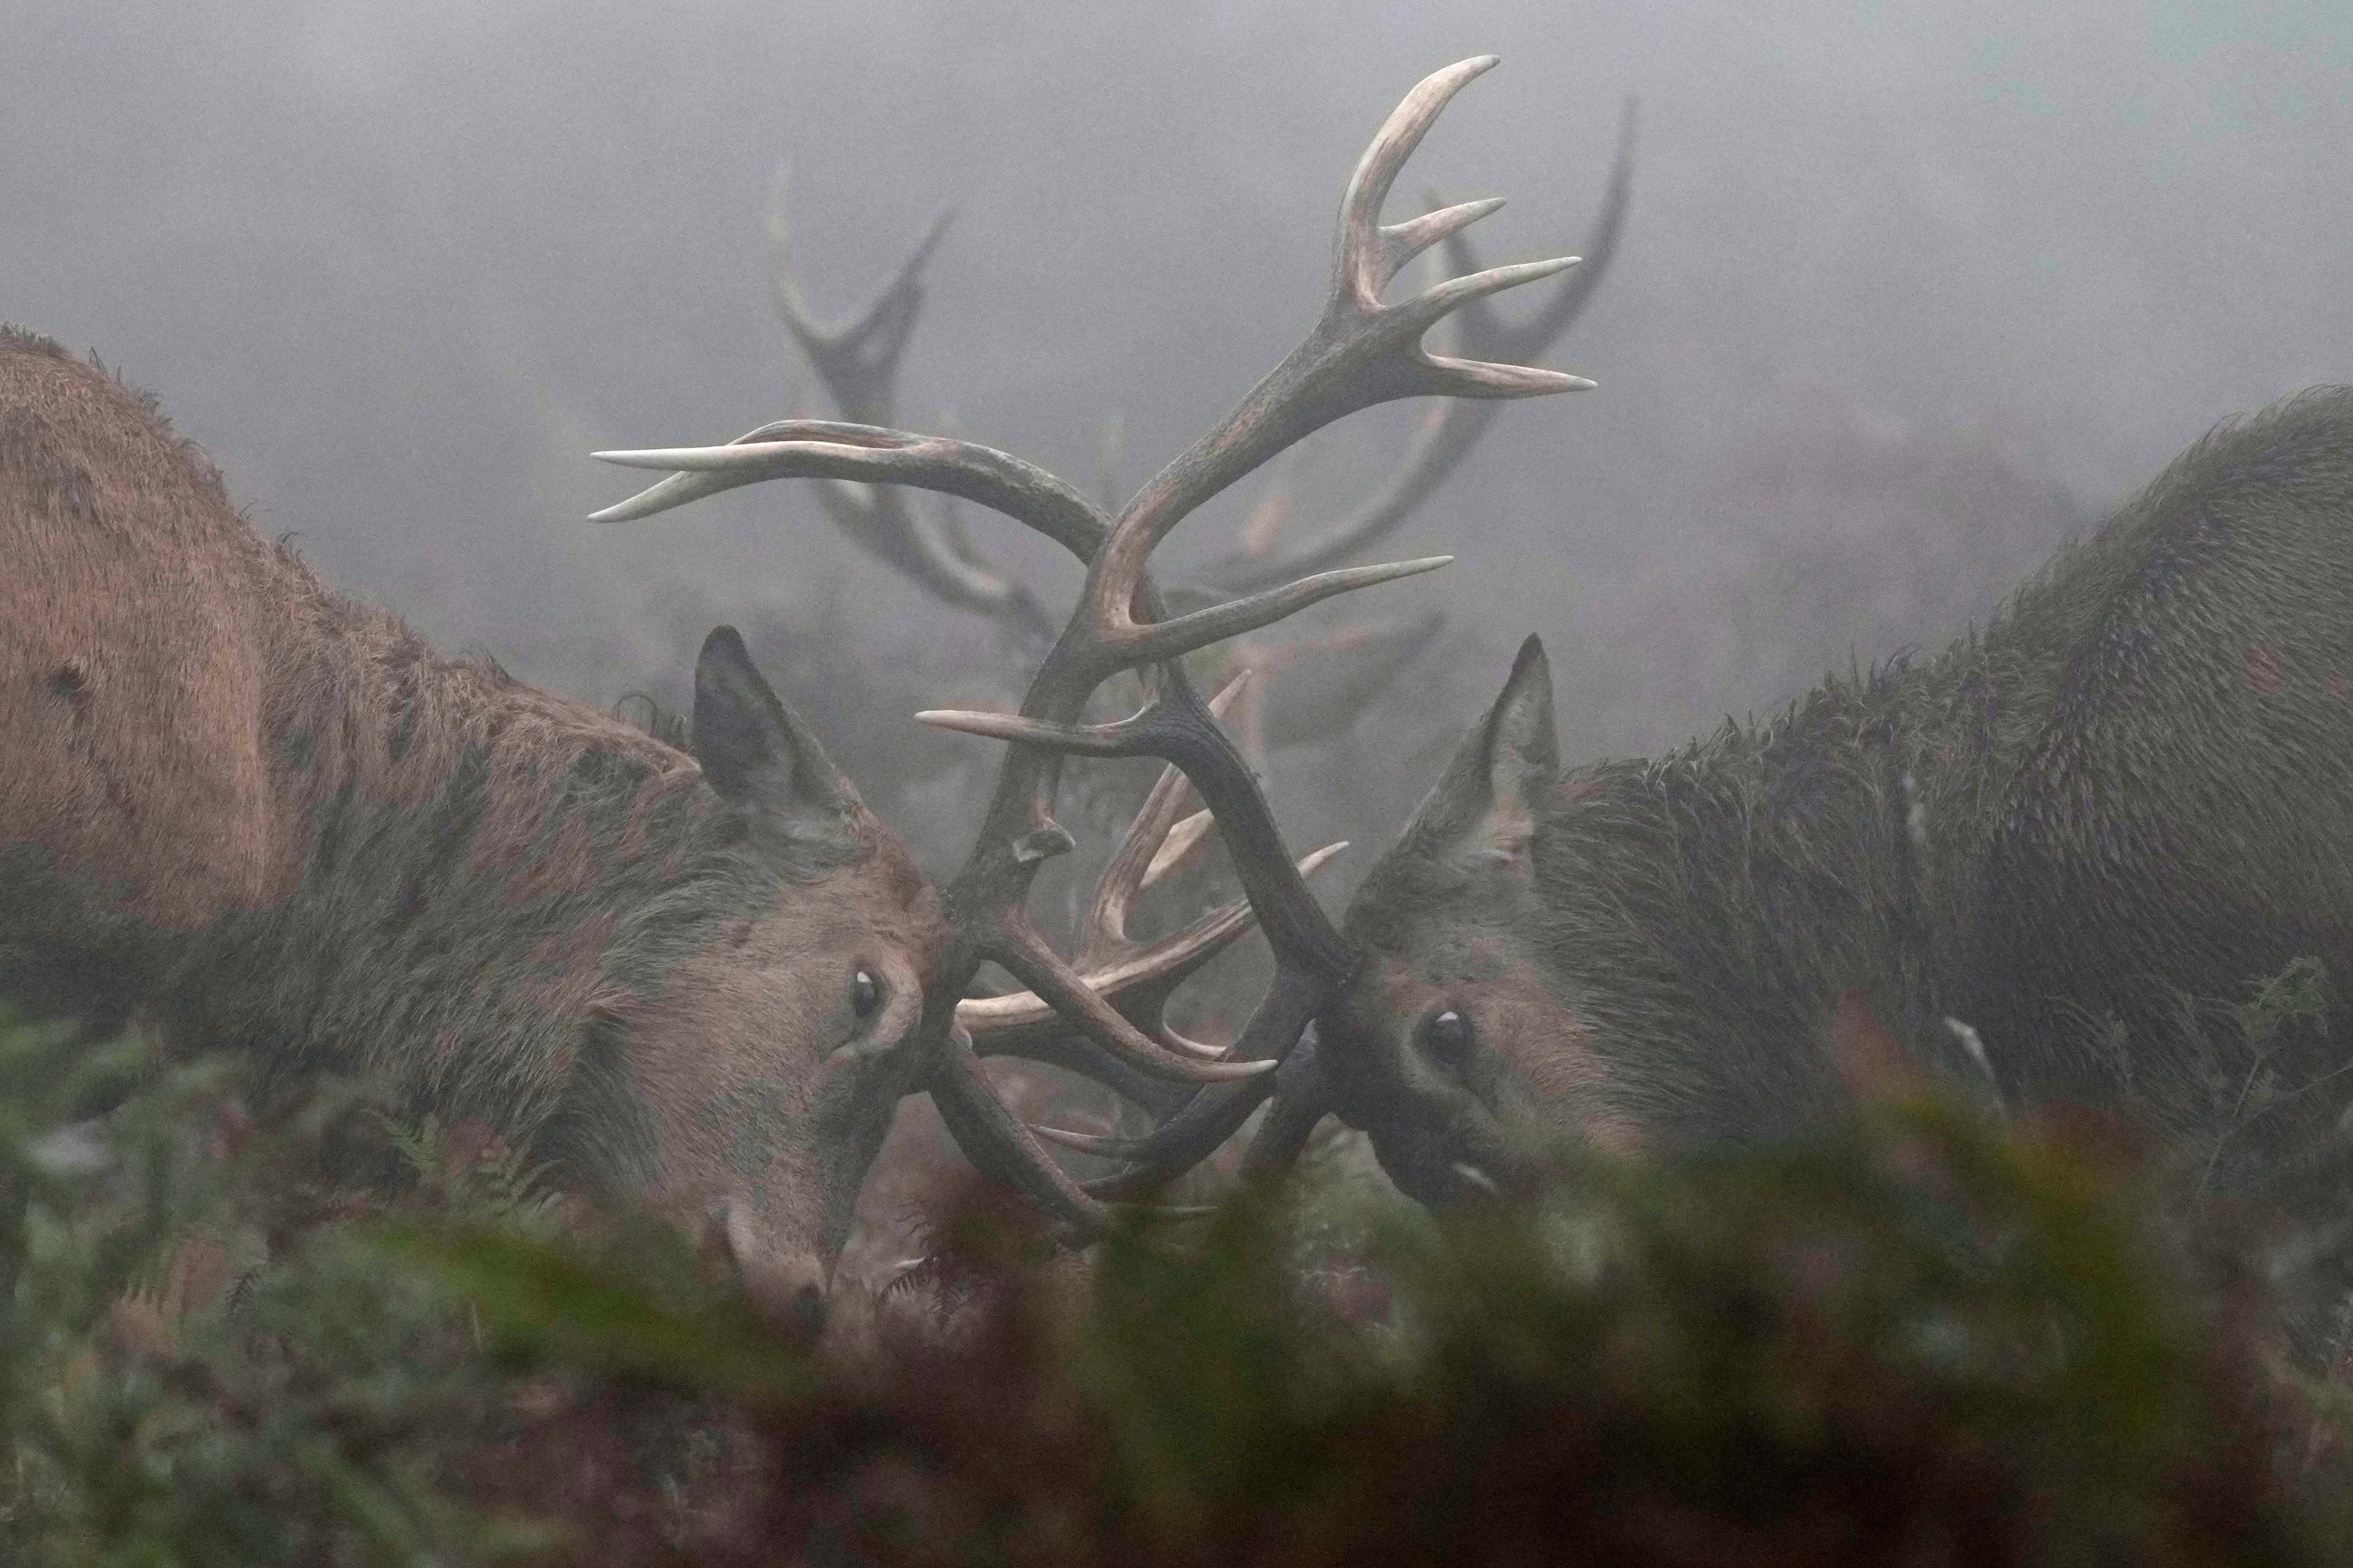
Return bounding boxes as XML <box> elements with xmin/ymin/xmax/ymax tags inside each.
<box><xmin>710</xmin><ymin>1200</ymin><xmax>831</xmax><ymax>1341</ymax></box>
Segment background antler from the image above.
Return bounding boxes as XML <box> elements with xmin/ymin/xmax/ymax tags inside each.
<box><xmin>596</xmin><ymin>56</ymin><xmax>1593</xmax><ymax>1236</ymax></box>
<box><xmin>766</xmin><ymin>170</ymin><xmax>1053</xmax><ymax>642</ymax></box>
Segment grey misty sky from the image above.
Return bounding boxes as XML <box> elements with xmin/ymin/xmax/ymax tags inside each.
<box><xmin>4</xmin><ymin>0</ymin><xmax>2347</xmax><ymax>725</ymax></box>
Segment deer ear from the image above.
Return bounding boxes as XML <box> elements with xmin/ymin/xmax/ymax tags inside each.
<box><xmin>1414</xmin><ymin>635</ymin><xmax>1558</xmax><ymax>869</ymax></box>
<box><xmin>691</xmin><ymin>626</ymin><xmax>856</xmax><ymax>830</ymax></box>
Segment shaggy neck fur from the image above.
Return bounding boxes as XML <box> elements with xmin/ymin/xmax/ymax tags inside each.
<box><xmin>0</xmin><ymin>328</ymin><xmax>860</xmax><ymax>1189</ymax></box>
<box><xmin>1357</xmin><ymin>385</ymin><xmax>2353</xmax><ymax>1160</ymax></box>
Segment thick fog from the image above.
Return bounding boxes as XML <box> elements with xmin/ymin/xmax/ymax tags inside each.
<box><xmin>8</xmin><ymin>0</ymin><xmax>2349</xmax><ymax>821</ymax></box>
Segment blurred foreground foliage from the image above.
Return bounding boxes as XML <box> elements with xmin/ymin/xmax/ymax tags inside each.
<box><xmin>7</xmin><ymin>993</ymin><xmax>2353</xmax><ymax>1565</ymax></box>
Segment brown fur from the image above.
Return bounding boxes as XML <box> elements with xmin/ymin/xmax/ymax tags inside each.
<box><xmin>0</xmin><ymin>328</ymin><xmax>944</xmax><ymax>1276</ymax></box>
<box><xmin>1328</xmin><ymin>386</ymin><xmax>2353</xmax><ymax>1216</ymax></box>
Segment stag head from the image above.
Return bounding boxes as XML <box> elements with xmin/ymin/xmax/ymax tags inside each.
<box><xmin>1310</xmin><ymin>635</ymin><xmax>1612</xmax><ymax>1209</ymax></box>
<box><xmin>575</xmin><ymin>628</ymin><xmax>945</xmax><ymax>1308</ymax></box>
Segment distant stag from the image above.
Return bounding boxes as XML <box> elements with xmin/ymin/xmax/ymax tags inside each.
<box><xmin>0</xmin><ymin>328</ymin><xmax>945</xmax><ymax>1312</ymax></box>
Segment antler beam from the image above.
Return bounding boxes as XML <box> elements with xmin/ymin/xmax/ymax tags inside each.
<box><xmin>764</xmin><ymin>175</ymin><xmax>1051</xmax><ymax>638</ymax></box>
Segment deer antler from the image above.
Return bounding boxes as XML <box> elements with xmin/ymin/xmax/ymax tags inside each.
<box><xmin>759</xmin><ymin>98</ymin><xmax>1629</xmax><ymax>644</ymax></box>
<box><xmin>596</xmin><ymin>56</ymin><xmax>1594</xmax><ymax>1233</ymax></box>
<box><xmin>764</xmin><ymin>170</ymin><xmax>1052</xmax><ymax>640</ymax></box>
<box><xmin>953</xmin><ymin>672</ymin><xmax>1345</xmax><ymax>1053</ymax></box>
<box><xmin>1188</xmin><ymin>98</ymin><xmax>1634</xmax><ymax>598</ymax></box>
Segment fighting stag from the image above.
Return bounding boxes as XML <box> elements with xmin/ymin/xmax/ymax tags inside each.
<box><xmin>1313</xmin><ymin>390</ymin><xmax>2353</xmax><ymax>1215</ymax></box>
<box><xmin>594</xmin><ymin>55</ymin><xmax>1593</xmax><ymax>1235</ymax></box>
<box><xmin>0</xmin><ymin>330</ymin><xmax>944</xmax><ymax>1316</ymax></box>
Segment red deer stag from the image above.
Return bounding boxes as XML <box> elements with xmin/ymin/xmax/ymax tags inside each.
<box><xmin>0</xmin><ymin>328</ymin><xmax>946</xmax><ymax>1312</ymax></box>
<box><xmin>1297</xmin><ymin>390</ymin><xmax>2353</xmax><ymax>1217</ymax></box>
<box><xmin>592</xmin><ymin>55</ymin><xmax>1593</xmax><ymax>1237</ymax></box>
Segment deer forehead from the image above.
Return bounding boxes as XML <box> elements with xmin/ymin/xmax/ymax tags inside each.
<box><xmin>1380</xmin><ymin>928</ymin><xmax>1525</xmax><ymax>990</ymax></box>
<box><xmin>741</xmin><ymin>842</ymin><xmax>946</xmax><ymax>958</ymax></box>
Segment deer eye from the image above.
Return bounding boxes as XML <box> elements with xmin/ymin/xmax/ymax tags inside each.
<box><xmin>852</xmin><ymin>969</ymin><xmax>883</xmax><ymax>1020</ymax></box>
<box><xmin>1419</xmin><ymin>1007</ymin><xmax>1471</xmax><ymax>1070</ymax></box>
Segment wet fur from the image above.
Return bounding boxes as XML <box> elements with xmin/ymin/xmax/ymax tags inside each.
<box><xmin>1339</xmin><ymin>386</ymin><xmax>2353</xmax><ymax>1203</ymax></box>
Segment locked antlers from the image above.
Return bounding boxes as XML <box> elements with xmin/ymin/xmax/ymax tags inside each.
<box><xmin>951</xmin><ymin>673</ymin><xmax>1345</xmax><ymax>1061</ymax></box>
<box><xmin>596</xmin><ymin>56</ymin><xmax>1594</xmax><ymax>1233</ymax></box>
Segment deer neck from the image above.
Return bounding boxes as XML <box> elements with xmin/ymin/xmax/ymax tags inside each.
<box><xmin>1538</xmin><ymin>672</ymin><xmax>1956</xmax><ymax>1141</ymax></box>
<box><xmin>151</xmin><ymin>605</ymin><xmax>768</xmax><ymax>1152</ymax></box>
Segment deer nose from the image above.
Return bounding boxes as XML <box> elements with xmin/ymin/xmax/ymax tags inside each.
<box><xmin>711</xmin><ymin>1201</ymin><xmax>832</xmax><ymax>1341</ymax></box>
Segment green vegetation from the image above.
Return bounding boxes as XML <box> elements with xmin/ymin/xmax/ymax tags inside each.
<box><xmin>6</xmin><ymin>987</ymin><xmax>2353</xmax><ymax>1565</ymax></box>
<box><xmin>0</xmin><ymin>1009</ymin><xmax>531</xmax><ymax>1565</ymax></box>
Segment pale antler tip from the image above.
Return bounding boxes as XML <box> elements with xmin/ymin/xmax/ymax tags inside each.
<box><xmin>1207</xmin><ymin>668</ymin><xmax>1256</xmax><ymax>714</ymax></box>
<box><xmin>1298</xmin><ymin>841</ymin><xmax>1348</xmax><ymax>877</ymax></box>
<box><xmin>1030</xmin><ymin>1124</ymin><xmax>1128</xmax><ymax>1156</ymax></box>
<box><xmin>914</xmin><ymin>707</ymin><xmax>992</xmax><ymax>731</ymax></box>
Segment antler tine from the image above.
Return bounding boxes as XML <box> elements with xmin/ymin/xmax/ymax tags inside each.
<box><xmin>1338</xmin><ymin>56</ymin><xmax>1502</xmax><ymax>306</ymax></box>
<box><xmin>930</xmin><ymin>1032</ymin><xmax>1110</xmax><ymax>1238</ymax></box>
<box><xmin>764</xmin><ymin>175</ymin><xmax>1050</xmax><ymax>635</ymax></box>
<box><xmin>1142</xmin><ymin>811</ymin><xmax>1217</xmax><ymax>890</ymax></box>
<box><xmin>593</xmin><ymin>420</ymin><xmax>1105</xmax><ymax>557</ymax></box>
<box><xmin>987</xmin><ymin>914</ymin><xmax>1276</xmax><ymax>1085</ymax></box>
<box><xmin>1447</xmin><ymin>96</ymin><xmax>1636</xmax><ymax>366</ymax></box>
<box><xmin>1235</xmin><ymin>1028</ymin><xmax>1336</xmax><ymax>1181</ymax></box>
<box><xmin>957</xmin><ymin>839</ymin><xmax>1345</xmax><ymax>1037</ymax></box>
<box><xmin>765</xmin><ymin>164</ymin><xmax>954</xmax><ymax>419</ymax></box>
<box><xmin>1071</xmin><ymin>1015</ymin><xmax>1335</xmax><ymax>1198</ymax></box>
<box><xmin>1191</xmin><ymin>98</ymin><xmax>1634</xmax><ymax>598</ymax></box>
<box><xmin>994</xmin><ymin>553</ymin><xmax>1461</xmax><ymax>684</ymax></box>
<box><xmin>1078</xmin><ymin>672</ymin><xmax>1244</xmax><ymax>964</ymax></box>
<box><xmin>1377</xmin><ymin>197</ymin><xmax>1509</xmax><ymax>292</ymax></box>
<box><xmin>1077</xmin><ymin>1084</ymin><xmax>1270</xmax><ymax>1197</ymax></box>
<box><xmin>1084</xmin><ymin>57</ymin><xmax>1589</xmax><ymax>672</ymax></box>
